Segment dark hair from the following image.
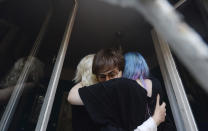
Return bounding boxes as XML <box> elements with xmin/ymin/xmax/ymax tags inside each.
<box><xmin>92</xmin><ymin>48</ymin><xmax>124</xmax><ymax>75</ymax></box>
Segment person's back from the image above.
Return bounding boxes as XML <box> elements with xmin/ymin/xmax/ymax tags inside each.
<box><xmin>78</xmin><ymin>77</ymin><xmax>148</xmax><ymax>130</ymax></box>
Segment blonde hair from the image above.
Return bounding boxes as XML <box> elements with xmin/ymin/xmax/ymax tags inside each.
<box><xmin>73</xmin><ymin>54</ymin><xmax>97</xmax><ymax>86</ymax></box>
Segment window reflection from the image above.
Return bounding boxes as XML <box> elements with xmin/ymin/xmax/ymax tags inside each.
<box><xmin>0</xmin><ymin>0</ymin><xmax>51</xmax><ymax>123</ymax></box>
<box><xmin>0</xmin><ymin>0</ymin><xmax>51</xmax><ymax>130</ymax></box>
<box><xmin>0</xmin><ymin>0</ymin><xmax>75</xmax><ymax>129</ymax></box>
<box><xmin>1</xmin><ymin>57</ymin><xmax>46</xmax><ymax>130</ymax></box>
<box><xmin>0</xmin><ymin>57</ymin><xmax>44</xmax><ymax>106</ymax></box>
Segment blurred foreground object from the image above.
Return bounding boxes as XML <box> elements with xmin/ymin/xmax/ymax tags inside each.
<box><xmin>102</xmin><ymin>0</ymin><xmax>208</xmax><ymax>93</ymax></box>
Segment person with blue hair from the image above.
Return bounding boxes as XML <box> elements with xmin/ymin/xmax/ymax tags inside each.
<box><xmin>123</xmin><ymin>52</ymin><xmax>151</xmax><ymax>97</ymax></box>
<box><xmin>123</xmin><ymin>52</ymin><xmax>176</xmax><ymax>131</ymax></box>
<box><xmin>68</xmin><ymin>48</ymin><xmax>167</xmax><ymax>131</ymax></box>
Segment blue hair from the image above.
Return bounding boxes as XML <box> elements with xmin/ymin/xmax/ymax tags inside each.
<box><xmin>123</xmin><ymin>52</ymin><xmax>149</xmax><ymax>81</ymax></box>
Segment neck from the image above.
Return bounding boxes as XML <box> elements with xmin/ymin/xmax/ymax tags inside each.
<box><xmin>136</xmin><ymin>79</ymin><xmax>146</xmax><ymax>88</ymax></box>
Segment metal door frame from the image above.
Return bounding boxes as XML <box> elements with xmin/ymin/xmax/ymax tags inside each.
<box><xmin>151</xmin><ymin>30</ymin><xmax>198</xmax><ymax>131</ymax></box>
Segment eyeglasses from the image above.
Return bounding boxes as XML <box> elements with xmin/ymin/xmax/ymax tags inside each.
<box><xmin>96</xmin><ymin>68</ymin><xmax>120</xmax><ymax>82</ymax></box>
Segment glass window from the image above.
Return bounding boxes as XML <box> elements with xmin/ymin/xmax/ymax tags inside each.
<box><xmin>0</xmin><ymin>0</ymin><xmax>51</xmax><ymax>125</ymax></box>
<box><xmin>0</xmin><ymin>0</ymin><xmax>75</xmax><ymax>130</ymax></box>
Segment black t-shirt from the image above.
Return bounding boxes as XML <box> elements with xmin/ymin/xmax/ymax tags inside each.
<box><xmin>72</xmin><ymin>105</ymin><xmax>101</xmax><ymax>131</ymax></box>
<box><xmin>79</xmin><ymin>78</ymin><xmax>148</xmax><ymax>130</ymax></box>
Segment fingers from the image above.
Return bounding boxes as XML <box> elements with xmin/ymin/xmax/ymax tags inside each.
<box><xmin>161</xmin><ymin>102</ymin><xmax>166</xmax><ymax>118</ymax></box>
<box><xmin>156</xmin><ymin>94</ymin><xmax>160</xmax><ymax>106</ymax></box>
<box><xmin>153</xmin><ymin>95</ymin><xmax>167</xmax><ymax>125</ymax></box>
<box><xmin>161</xmin><ymin>102</ymin><xmax>166</xmax><ymax>108</ymax></box>
<box><xmin>161</xmin><ymin>102</ymin><xmax>166</xmax><ymax>115</ymax></box>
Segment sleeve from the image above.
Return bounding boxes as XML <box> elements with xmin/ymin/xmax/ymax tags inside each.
<box><xmin>78</xmin><ymin>78</ymin><xmax>148</xmax><ymax>130</ymax></box>
<box><xmin>134</xmin><ymin>117</ymin><xmax>157</xmax><ymax>131</ymax></box>
<box><xmin>78</xmin><ymin>83</ymin><xmax>112</xmax><ymax>124</ymax></box>
<box><xmin>78</xmin><ymin>82</ymin><xmax>116</xmax><ymax>124</ymax></box>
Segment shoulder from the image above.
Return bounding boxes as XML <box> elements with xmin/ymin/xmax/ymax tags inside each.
<box><xmin>71</xmin><ymin>82</ymin><xmax>83</xmax><ymax>90</ymax></box>
<box><xmin>108</xmin><ymin>77</ymin><xmax>136</xmax><ymax>83</ymax></box>
<box><xmin>103</xmin><ymin>78</ymin><xmax>139</xmax><ymax>88</ymax></box>
<box><xmin>103</xmin><ymin>78</ymin><xmax>147</xmax><ymax>94</ymax></box>
<box><xmin>149</xmin><ymin>77</ymin><xmax>162</xmax><ymax>89</ymax></box>
<box><xmin>148</xmin><ymin>77</ymin><xmax>163</xmax><ymax>97</ymax></box>
<box><xmin>144</xmin><ymin>79</ymin><xmax>152</xmax><ymax>86</ymax></box>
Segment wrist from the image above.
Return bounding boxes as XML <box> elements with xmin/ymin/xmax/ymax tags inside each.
<box><xmin>152</xmin><ymin>115</ymin><xmax>160</xmax><ymax>126</ymax></box>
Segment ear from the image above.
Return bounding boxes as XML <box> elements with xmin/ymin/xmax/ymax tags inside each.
<box><xmin>118</xmin><ymin>71</ymin><xmax>122</xmax><ymax>77</ymax></box>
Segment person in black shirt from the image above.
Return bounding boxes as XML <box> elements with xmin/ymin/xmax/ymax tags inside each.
<box><xmin>68</xmin><ymin>48</ymin><xmax>166</xmax><ymax>131</ymax></box>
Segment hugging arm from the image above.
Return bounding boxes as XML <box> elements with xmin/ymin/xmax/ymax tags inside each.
<box><xmin>67</xmin><ymin>83</ymin><xmax>84</xmax><ymax>105</ymax></box>
<box><xmin>68</xmin><ymin>80</ymin><xmax>166</xmax><ymax>131</ymax></box>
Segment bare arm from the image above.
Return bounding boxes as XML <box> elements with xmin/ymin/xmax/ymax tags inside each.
<box><xmin>67</xmin><ymin>83</ymin><xmax>84</xmax><ymax>105</ymax></box>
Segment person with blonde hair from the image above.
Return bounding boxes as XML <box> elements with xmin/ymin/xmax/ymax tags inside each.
<box><xmin>70</xmin><ymin>54</ymin><xmax>100</xmax><ymax>131</ymax></box>
<box><xmin>73</xmin><ymin>54</ymin><xmax>97</xmax><ymax>87</ymax></box>
<box><xmin>68</xmin><ymin>52</ymin><xmax>166</xmax><ymax>131</ymax></box>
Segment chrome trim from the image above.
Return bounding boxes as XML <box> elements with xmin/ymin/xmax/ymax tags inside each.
<box><xmin>35</xmin><ymin>0</ymin><xmax>78</xmax><ymax>131</ymax></box>
<box><xmin>151</xmin><ymin>30</ymin><xmax>198</xmax><ymax>131</ymax></box>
